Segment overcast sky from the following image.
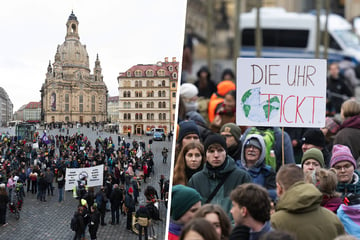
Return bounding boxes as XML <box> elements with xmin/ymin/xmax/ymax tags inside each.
<box><xmin>0</xmin><ymin>0</ymin><xmax>187</xmax><ymax>111</ymax></box>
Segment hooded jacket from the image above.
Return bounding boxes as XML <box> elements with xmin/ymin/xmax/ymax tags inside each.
<box><xmin>334</xmin><ymin>114</ymin><xmax>360</xmax><ymax>161</ymax></box>
<box><xmin>271</xmin><ymin>181</ymin><xmax>345</xmax><ymax>240</ymax></box>
<box><xmin>188</xmin><ymin>156</ymin><xmax>251</xmax><ymax>216</ymax></box>
<box><xmin>238</xmin><ymin>134</ymin><xmax>276</xmax><ymax>192</ymax></box>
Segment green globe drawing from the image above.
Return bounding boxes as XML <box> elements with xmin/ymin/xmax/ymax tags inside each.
<box><xmin>241</xmin><ymin>88</ymin><xmax>280</xmax><ymax>122</ymax></box>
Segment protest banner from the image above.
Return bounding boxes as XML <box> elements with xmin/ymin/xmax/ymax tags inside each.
<box><xmin>236</xmin><ymin>58</ymin><xmax>327</xmax><ymax>127</ymax></box>
<box><xmin>65</xmin><ymin>164</ymin><xmax>104</xmax><ymax>191</ymax></box>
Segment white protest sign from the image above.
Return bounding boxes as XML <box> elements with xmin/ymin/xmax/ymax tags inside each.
<box><xmin>65</xmin><ymin>164</ymin><xmax>104</xmax><ymax>191</ymax></box>
<box><xmin>236</xmin><ymin>58</ymin><xmax>327</xmax><ymax>127</ymax></box>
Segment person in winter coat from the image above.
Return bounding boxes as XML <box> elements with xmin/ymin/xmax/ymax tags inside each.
<box><xmin>136</xmin><ymin>205</ymin><xmax>151</xmax><ymax>240</ymax></box>
<box><xmin>110</xmin><ymin>184</ymin><xmax>123</xmax><ymax>225</ymax></box>
<box><xmin>333</xmin><ymin>99</ymin><xmax>360</xmax><ymax>162</ymax></box>
<box><xmin>330</xmin><ymin>144</ymin><xmax>360</xmax><ymax>196</ymax></box>
<box><xmin>56</xmin><ymin>169</ymin><xmax>65</xmax><ymax>203</ymax></box>
<box><xmin>38</xmin><ymin>172</ymin><xmax>48</xmax><ymax>202</ymax></box>
<box><xmin>73</xmin><ymin>205</ymin><xmax>85</xmax><ymax>240</ymax></box>
<box><xmin>188</xmin><ymin>134</ymin><xmax>251</xmax><ymax>219</ymax></box>
<box><xmin>125</xmin><ymin>187</ymin><xmax>136</xmax><ymax>232</ymax></box>
<box><xmin>0</xmin><ymin>184</ymin><xmax>9</xmax><ymax>226</ymax></box>
<box><xmin>168</xmin><ymin>185</ymin><xmax>202</xmax><ymax>240</ymax></box>
<box><xmin>271</xmin><ymin>164</ymin><xmax>344</xmax><ymax>240</ymax></box>
<box><xmin>237</xmin><ymin>134</ymin><xmax>276</xmax><ymax>201</ymax></box>
<box><xmin>88</xmin><ymin>204</ymin><xmax>100</xmax><ymax>240</ymax></box>
<box><xmin>95</xmin><ymin>186</ymin><xmax>108</xmax><ymax>226</ymax></box>
<box><xmin>220</xmin><ymin>123</ymin><xmax>242</xmax><ymax>162</ymax></box>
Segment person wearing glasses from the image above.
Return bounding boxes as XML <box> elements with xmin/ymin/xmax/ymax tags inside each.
<box><xmin>237</xmin><ymin>134</ymin><xmax>276</xmax><ymax>201</ymax></box>
<box><xmin>330</xmin><ymin>144</ymin><xmax>360</xmax><ymax>196</ymax></box>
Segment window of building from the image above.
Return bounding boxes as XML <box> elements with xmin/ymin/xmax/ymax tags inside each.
<box><xmin>147</xmin><ymin>113</ymin><xmax>150</xmax><ymax>120</ymax></box>
<box><xmin>128</xmin><ymin>91</ymin><xmax>131</xmax><ymax>97</ymax></box>
<box><xmin>173</xmin><ymin>72</ymin><xmax>177</xmax><ymax>79</ymax></box>
<box><xmin>123</xmin><ymin>91</ymin><xmax>127</xmax><ymax>97</ymax></box>
<box><xmin>65</xmin><ymin>104</ymin><xmax>69</xmax><ymax>112</ymax></box>
<box><xmin>159</xmin><ymin>113</ymin><xmax>162</xmax><ymax>120</ymax></box>
<box><xmin>158</xmin><ymin>91</ymin><xmax>161</xmax><ymax>97</ymax></box>
<box><xmin>163</xmin><ymin>102</ymin><xmax>166</xmax><ymax>108</ymax></box>
<box><xmin>172</xmin><ymin>82</ymin><xmax>176</xmax><ymax>88</ymax></box>
<box><xmin>162</xmin><ymin>91</ymin><xmax>166</xmax><ymax>97</ymax></box>
<box><xmin>146</xmin><ymin>80</ymin><xmax>150</xmax><ymax>87</ymax></box>
<box><xmin>127</xmin><ymin>71</ymin><xmax>131</xmax><ymax>77</ymax></box>
<box><xmin>135</xmin><ymin>81</ymin><xmax>139</xmax><ymax>88</ymax></box>
<box><xmin>162</xmin><ymin>80</ymin><xmax>166</xmax><ymax>87</ymax></box>
<box><xmin>139</xmin><ymin>113</ymin><xmax>142</xmax><ymax>120</ymax></box>
<box><xmin>135</xmin><ymin>91</ymin><xmax>139</xmax><ymax>97</ymax></box>
<box><xmin>139</xmin><ymin>102</ymin><xmax>142</xmax><ymax>108</ymax></box>
<box><xmin>123</xmin><ymin>102</ymin><xmax>127</xmax><ymax>108</ymax></box>
<box><xmin>91</xmin><ymin>95</ymin><xmax>95</xmax><ymax>113</ymax></box>
<box><xmin>151</xmin><ymin>102</ymin><xmax>154</xmax><ymax>108</ymax></box>
<box><xmin>135</xmin><ymin>70</ymin><xmax>142</xmax><ymax>77</ymax></box>
<box><xmin>135</xmin><ymin>102</ymin><xmax>139</xmax><ymax>108</ymax></box>
<box><xmin>146</xmin><ymin>70</ymin><xmax>154</xmax><ymax>77</ymax></box>
<box><xmin>172</xmin><ymin>92</ymin><xmax>176</xmax><ymax>98</ymax></box>
<box><xmin>65</xmin><ymin>116</ymin><xmax>70</xmax><ymax>122</ymax></box>
<box><xmin>128</xmin><ymin>113</ymin><xmax>131</xmax><ymax>119</ymax></box>
<box><xmin>158</xmin><ymin>70</ymin><xmax>165</xmax><ymax>76</ymax></box>
<box><xmin>151</xmin><ymin>113</ymin><xmax>154</xmax><ymax>120</ymax></box>
<box><xmin>151</xmin><ymin>80</ymin><xmax>154</xmax><ymax>87</ymax></box>
<box><xmin>135</xmin><ymin>113</ymin><xmax>139</xmax><ymax>120</ymax></box>
<box><xmin>158</xmin><ymin>102</ymin><xmax>162</xmax><ymax>108</ymax></box>
<box><xmin>163</xmin><ymin>113</ymin><xmax>166</xmax><ymax>120</ymax></box>
<box><xmin>173</xmin><ymin>103</ymin><xmax>176</xmax><ymax>109</ymax></box>
<box><xmin>79</xmin><ymin>95</ymin><xmax>83</xmax><ymax>113</ymax></box>
<box><xmin>124</xmin><ymin>113</ymin><xmax>127</xmax><ymax>120</ymax></box>
<box><xmin>139</xmin><ymin>91</ymin><xmax>142</xmax><ymax>97</ymax></box>
<box><xmin>168</xmin><ymin>66</ymin><xmax>173</xmax><ymax>71</ymax></box>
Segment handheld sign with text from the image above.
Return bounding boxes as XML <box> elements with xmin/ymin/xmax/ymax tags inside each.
<box><xmin>236</xmin><ymin>58</ymin><xmax>327</xmax><ymax>128</ymax></box>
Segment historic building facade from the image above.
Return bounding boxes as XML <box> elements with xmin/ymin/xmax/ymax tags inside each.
<box><xmin>0</xmin><ymin>87</ymin><xmax>13</xmax><ymax>126</ymax></box>
<box><xmin>23</xmin><ymin>102</ymin><xmax>41</xmax><ymax>123</ymax></box>
<box><xmin>40</xmin><ymin>11</ymin><xmax>108</xmax><ymax>124</ymax></box>
<box><xmin>118</xmin><ymin>57</ymin><xmax>178</xmax><ymax>135</ymax></box>
<box><xmin>107</xmin><ymin>96</ymin><xmax>119</xmax><ymax>123</ymax></box>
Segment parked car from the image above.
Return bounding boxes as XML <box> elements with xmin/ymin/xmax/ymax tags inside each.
<box><xmin>153</xmin><ymin>132</ymin><xmax>164</xmax><ymax>141</ymax></box>
<box><xmin>145</xmin><ymin>129</ymin><xmax>153</xmax><ymax>136</ymax></box>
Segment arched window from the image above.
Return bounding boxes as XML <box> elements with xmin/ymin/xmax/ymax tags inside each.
<box><xmin>139</xmin><ymin>113</ymin><xmax>142</xmax><ymax>120</ymax></box>
<box><xmin>123</xmin><ymin>91</ymin><xmax>126</xmax><ymax>97</ymax></box>
<box><xmin>139</xmin><ymin>102</ymin><xmax>142</xmax><ymax>108</ymax></box>
<box><xmin>162</xmin><ymin>80</ymin><xmax>166</xmax><ymax>87</ymax></box>
<box><xmin>163</xmin><ymin>113</ymin><xmax>166</xmax><ymax>120</ymax></box>
<box><xmin>158</xmin><ymin>102</ymin><xmax>162</xmax><ymax>108</ymax></box>
<box><xmin>151</xmin><ymin>113</ymin><xmax>154</xmax><ymax>120</ymax></box>
<box><xmin>123</xmin><ymin>102</ymin><xmax>127</xmax><ymax>108</ymax></box>
<box><xmin>128</xmin><ymin>113</ymin><xmax>131</xmax><ymax>120</ymax></box>
<box><xmin>159</xmin><ymin>113</ymin><xmax>162</xmax><ymax>120</ymax></box>
<box><xmin>128</xmin><ymin>91</ymin><xmax>131</xmax><ymax>97</ymax></box>
<box><xmin>124</xmin><ymin>113</ymin><xmax>127</xmax><ymax>120</ymax></box>
<box><xmin>135</xmin><ymin>113</ymin><xmax>138</xmax><ymax>120</ymax></box>
<box><xmin>135</xmin><ymin>102</ymin><xmax>139</xmax><ymax>108</ymax></box>
<box><xmin>147</xmin><ymin>113</ymin><xmax>150</xmax><ymax>120</ymax></box>
<box><xmin>151</xmin><ymin>102</ymin><xmax>154</xmax><ymax>108</ymax></box>
<box><xmin>146</xmin><ymin>102</ymin><xmax>150</xmax><ymax>108</ymax></box>
<box><xmin>162</xmin><ymin>91</ymin><xmax>166</xmax><ymax>97</ymax></box>
<box><xmin>135</xmin><ymin>81</ymin><xmax>139</xmax><ymax>87</ymax></box>
<box><xmin>139</xmin><ymin>91</ymin><xmax>142</xmax><ymax>97</ymax></box>
<box><xmin>151</xmin><ymin>91</ymin><xmax>154</xmax><ymax>97</ymax></box>
<box><xmin>158</xmin><ymin>91</ymin><xmax>161</xmax><ymax>97</ymax></box>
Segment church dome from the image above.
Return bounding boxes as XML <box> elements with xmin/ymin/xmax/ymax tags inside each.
<box><xmin>57</xmin><ymin>11</ymin><xmax>90</xmax><ymax>71</ymax></box>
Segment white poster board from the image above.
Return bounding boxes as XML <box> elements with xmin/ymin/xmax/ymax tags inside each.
<box><xmin>65</xmin><ymin>164</ymin><xmax>104</xmax><ymax>191</ymax></box>
<box><xmin>236</xmin><ymin>58</ymin><xmax>327</xmax><ymax>128</ymax></box>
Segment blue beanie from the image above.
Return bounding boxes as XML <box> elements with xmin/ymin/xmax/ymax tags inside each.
<box><xmin>177</xmin><ymin>120</ymin><xmax>200</xmax><ymax>144</ymax></box>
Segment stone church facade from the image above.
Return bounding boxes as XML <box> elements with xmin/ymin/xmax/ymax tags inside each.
<box><xmin>41</xmin><ymin>11</ymin><xmax>107</xmax><ymax>124</ymax></box>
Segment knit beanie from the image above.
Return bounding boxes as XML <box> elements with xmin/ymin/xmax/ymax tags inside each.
<box><xmin>216</xmin><ymin>80</ymin><xmax>236</xmax><ymax>97</ymax></box>
<box><xmin>180</xmin><ymin>83</ymin><xmax>198</xmax><ymax>99</ymax></box>
<box><xmin>301</xmin><ymin>129</ymin><xmax>325</xmax><ymax>148</ymax></box>
<box><xmin>203</xmin><ymin>133</ymin><xmax>227</xmax><ymax>153</ymax></box>
<box><xmin>128</xmin><ymin>187</ymin><xmax>134</xmax><ymax>194</ymax></box>
<box><xmin>220</xmin><ymin>123</ymin><xmax>242</xmax><ymax>141</ymax></box>
<box><xmin>177</xmin><ymin>120</ymin><xmax>200</xmax><ymax>144</ymax></box>
<box><xmin>301</xmin><ymin>148</ymin><xmax>325</xmax><ymax>168</ymax></box>
<box><xmin>171</xmin><ymin>185</ymin><xmax>201</xmax><ymax>221</ymax></box>
<box><xmin>330</xmin><ymin>144</ymin><xmax>357</xmax><ymax>168</ymax></box>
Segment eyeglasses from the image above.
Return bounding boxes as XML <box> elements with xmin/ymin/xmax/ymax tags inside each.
<box><xmin>334</xmin><ymin>164</ymin><xmax>353</xmax><ymax>171</ymax></box>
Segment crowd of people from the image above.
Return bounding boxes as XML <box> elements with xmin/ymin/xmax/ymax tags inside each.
<box><xmin>0</xmin><ymin>125</ymin><xmax>170</xmax><ymax>240</ymax></box>
<box><xmin>171</xmin><ymin>63</ymin><xmax>360</xmax><ymax>240</ymax></box>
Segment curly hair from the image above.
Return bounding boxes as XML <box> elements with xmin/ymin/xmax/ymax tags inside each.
<box><xmin>173</xmin><ymin>141</ymin><xmax>205</xmax><ymax>186</ymax></box>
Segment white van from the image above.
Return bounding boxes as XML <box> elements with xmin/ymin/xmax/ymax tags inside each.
<box><xmin>239</xmin><ymin>7</ymin><xmax>360</xmax><ymax>64</ymax></box>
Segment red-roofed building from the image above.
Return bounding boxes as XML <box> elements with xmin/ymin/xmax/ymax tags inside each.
<box><xmin>24</xmin><ymin>101</ymin><xmax>41</xmax><ymax>123</ymax></box>
<box><xmin>117</xmin><ymin>57</ymin><xmax>178</xmax><ymax>134</ymax></box>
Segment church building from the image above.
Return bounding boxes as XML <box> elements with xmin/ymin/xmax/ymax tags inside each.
<box><xmin>40</xmin><ymin>11</ymin><xmax>108</xmax><ymax>124</ymax></box>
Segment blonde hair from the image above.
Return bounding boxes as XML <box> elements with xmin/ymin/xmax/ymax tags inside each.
<box><xmin>341</xmin><ymin>99</ymin><xmax>360</xmax><ymax>119</ymax></box>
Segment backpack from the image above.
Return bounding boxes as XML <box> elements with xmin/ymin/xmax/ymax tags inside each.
<box><xmin>70</xmin><ymin>215</ymin><xmax>78</xmax><ymax>231</ymax></box>
<box><xmin>248</xmin><ymin>127</ymin><xmax>276</xmax><ymax>170</ymax></box>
